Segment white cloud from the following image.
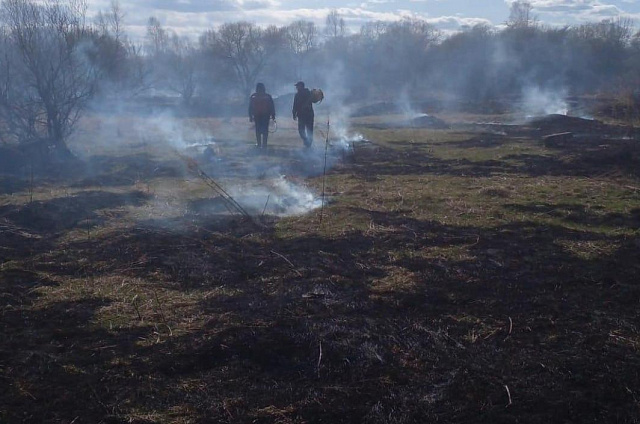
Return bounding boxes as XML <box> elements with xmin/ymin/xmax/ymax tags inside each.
<box><xmin>505</xmin><ymin>0</ymin><xmax>639</xmax><ymax>24</ymax></box>
<box><xmin>87</xmin><ymin>0</ymin><xmax>640</xmax><ymax>42</ymax></box>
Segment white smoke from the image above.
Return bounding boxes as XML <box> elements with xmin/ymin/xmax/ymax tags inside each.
<box><xmin>522</xmin><ymin>86</ymin><xmax>569</xmax><ymax>117</ymax></box>
<box><xmin>229</xmin><ymin>176</ymin><xmax>324</xmax><ymax>217</ymax></box>
<box><xmin>396</xmin><ymin>87</ymin><xmax>425</xmax><ymax>119</ymax></box>
<box><xmin>140</xmin><ymin>112</ymin><xmax>214</xmax><ymax>150</ymax></box>
<box><xmin>134</xmin><ymin>113</ymin><xmax>328</xmax><ymax>217</ymax></box>
<box><xmin>313</xmin><ymin>60</ymin><xmax>368</xmax><ymax>154</ymax></box>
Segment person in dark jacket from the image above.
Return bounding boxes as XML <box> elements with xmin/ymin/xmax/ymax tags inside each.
<box><xmin>248</xmin><ymin>82</ymin><xmax>276</xmax><ymax>150</ymax></box>
<box><xmin>292</xmin><ymin>81</ymin><xmax>314</xmax><ymax>147</ymax></box>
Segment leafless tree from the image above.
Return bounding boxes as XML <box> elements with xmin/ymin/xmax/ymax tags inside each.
<box><xmin>572</xmin><ymin>17</ymin><xmax>634</xmax><ymax>48</ymax></box>
<box><xmin>203</xmin><ymin>22</ymin><xmax>269</xmax><ymax>97</ymax></box>
<box><xmin>0</xmin><ymin>0</ymin><xmax>100</xmax><ymax>153</ymax></box>
<box><xmin>325</xmin><ymin>10</ymin><xmax>346</xmax><ymax>39</ymax></box>
<box><xmin>93</xmin><ymin>1</ymin><xmax>132</xmax><ymax>88</ymax></box>
<box><xmin>286</xmin><ymin>20</ymin><xmax>317</xmax><ymax>78</ymax></box>
<box><xmin>508</xmin><ymin>1</ymin><xmax>536</xmax><ymax>28</ymax></box>
<box><xmin>0</xmin><ymin>26</ymin><xmax>30</xmax><ymax>143</ymax></box>
<box><xmin>287</xmin><ymin>20</ymin><xmax>317</xmax><ymax>55</ymax></box>
<box><xmin>144</xmin><ymin>17</ymin><xmax>195</xmax><ymax>101</ymax></box>
<box><xmin>95</xmin><ymin>0</ymin><xmax>125</xmax><ymax>43</ymax></box>
<box><xmin>165</xmin><ymin>34</ymin><xmax>198</xmax><ymax>105</ymax></box>
<box><xmin>360</xmin><ymin>21</ymin><xmax>388</xmax><ymax>42</ymax></box>
<box><xmin>145</xmin><ymin>16</ymin><xmax>169</xmax><ymax>57</ymax></box>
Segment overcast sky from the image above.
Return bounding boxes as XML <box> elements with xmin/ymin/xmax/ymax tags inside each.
<box><xmin>87</xmin><ymin>0</ymin><xmax>640</xmax><ymax>40</ymax></box>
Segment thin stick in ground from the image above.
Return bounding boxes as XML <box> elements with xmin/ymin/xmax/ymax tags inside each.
<box><xmin>504</xmin><ymin>385</ymin><xmax>513</xmax><ymax>407</ymax></box>
<box><xmin>270</xmin><ymin>250</ymin><xmax>303</xmax><ymax>277</ymax></box>
<box><xmin>29</xmin><ymin>161</ymin><xmax>34</xmax><ymax>204</ymax></box>
<box><xmin>176</xmin><ymin>152</ymin><xmax>250</xmax><ymax>218</ymax></box>
<box><xmin>317</xmin><ymin>341</ymin><xmax>323</xmax><ymax>378</ymax></box>
<box><xmin>262</xmin><ymin>194</ymin><xmax>271</xmax><ymax>217</ymax></box>
<box><xmin>320</xmin><ymin>117</ymin><xmax>330</xmax><ymax>224</ymax></box>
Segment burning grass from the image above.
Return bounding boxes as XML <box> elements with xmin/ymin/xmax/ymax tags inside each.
<box><xmin>1</xmin><ymin>112</ymin><xmax>639</xmax><ymax>423</ymax></box>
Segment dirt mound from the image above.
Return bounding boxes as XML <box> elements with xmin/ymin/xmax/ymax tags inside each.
<box><xmin>409</xmin><ymin>115</ymin><xmax>450</xmax><ymax>130</ymax></box>
<box><xmin>352</xmin><ymin>100</ymin><xmax>442</xmax><ymax>117</ymax></box>
<box><xmin>528</xmin><ymin>114</ymin><xmax>640</xmax><ymax>141</ymax></box>
<box><xmin>529</xmin><ymin>114</ymin><xmax>605</xmax><ymax>133</ymax></box>
<box><xmin>352</xmin><ymin>102</ymin><xmax>398</xmax><ymax>117</ymax></box>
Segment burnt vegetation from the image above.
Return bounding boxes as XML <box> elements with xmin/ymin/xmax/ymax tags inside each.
<box><xmin>1</xmin><ymin>1</ymin><xmax>640</xmax><ymax>423</ymax></box>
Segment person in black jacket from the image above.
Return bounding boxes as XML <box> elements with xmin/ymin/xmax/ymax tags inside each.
<box><xmin>292</xmin><ymin>81</ymin><xmax>314</xmax><ymax>147</ymax></box>
<box><xmin>248</xmin><ymin>82</ymin><xmax>276</xmax><ymax>150</ymax></box>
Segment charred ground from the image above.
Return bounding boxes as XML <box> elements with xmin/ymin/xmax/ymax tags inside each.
<box><xmin>1</xmin><ymin>113</ymin><xmax>639</xmax><ymax>423</ymax></box>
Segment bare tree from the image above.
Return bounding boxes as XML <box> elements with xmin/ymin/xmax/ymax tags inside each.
<box><xmin>287</xmin><ymin>20</ymin><xmax>317</xmax><ymax>55</ymax></box>
<box><xmin>166</xmin><ymin>34</ymin><xmax>198</xmax><ymax>105</ymax></box>
<box><xmin>93</xmin><ymin>1</ymin><xmax>131</xmax><ymax>87</ymax></box>
<box><xmin>573</xmin><ymin>17</ymin><xmax>634</xmax><ymax>48</ymax></box>
<box><xmin>360</xmin><ymin>21</ymin><xmax>388</xmax><ymax>42</ymax></box>
<box><xmin>508</xmin><ymin>1</ymin><xmax>536</xmax><ymax>28</ymax></box>
<box><xmin>0</xmin><ymin>26</ymin><xmax>34</xmax><ymax>143</ymax></box>
<box><xmin>325</xmin><ymin>10</ymin><xmax>346</xmax><ymax>39</ymax></box>
<box><xmin>286</xmin><ymin>20</ymin><xmax>317</xmax><ymax>78</ymax></box>
<box><xmin>203</xmin><ymin>22</ymin><xmax>269</xmax><ymax>97</ymax></box>
<box><xmin>379</xmin><ymin>18</ymin><xmax>440</xmax><ymax>87</ymax></box>
<box><xmin>95</xmin><ymin>0</ymin><xmax>125</xmax><ymax>43</ymax></box>
<box><xmin>145</xmin><ymin>16</ymin><xmax>169</xmax><ymax>56</ymax></box>
<box><xmin>0</xmin><ymin>0</ymin><xmax>100</xmax><ymax>154</ymax></box>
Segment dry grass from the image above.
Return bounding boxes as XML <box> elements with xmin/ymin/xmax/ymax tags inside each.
<box><xmin>1</xmin><ymin>112</ymin><xmax>639</xmax><ymax>423</ymax></box>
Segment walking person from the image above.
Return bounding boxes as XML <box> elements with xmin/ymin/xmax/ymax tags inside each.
<box><xmin>248</xmin><ymin>82</ymin><xmax>276</xmax><ymax>150</ymax></box>
<box><xmin>292</xmin><ymin>81</ymin><xmax>314</xmax><ymax>148</ymax></box>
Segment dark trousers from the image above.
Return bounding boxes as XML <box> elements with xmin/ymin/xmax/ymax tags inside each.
<box><xmin>255</xmin><ymin>115</ymin><xmax>270</xmax><ymax>147</ymax></box>
<box><xmin>297</xmin><ymin>115</ymin><xmax>314</xmax><ymax>147</ymax></box>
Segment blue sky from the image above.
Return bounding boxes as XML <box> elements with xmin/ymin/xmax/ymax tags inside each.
<box><xmin>87</xmin><ymin>0</ymin><xmax>640</xmax><ymax>39</ymax></box>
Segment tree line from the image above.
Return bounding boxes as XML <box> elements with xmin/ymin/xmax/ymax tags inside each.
<box><xmin>1</xmin><ymin>0</ymin><xmax>640</xmax><ymax>153</ymax></box>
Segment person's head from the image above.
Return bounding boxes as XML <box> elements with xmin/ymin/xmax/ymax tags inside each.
<box><xmin>256</xmin><ymin>82</ymin><xmax>266</xmax><ymax>94</ymax></box>
<box><xmin>295</xmin><ymin>81</ymin><xmax>305</xmax><ymax>92</ymax></box>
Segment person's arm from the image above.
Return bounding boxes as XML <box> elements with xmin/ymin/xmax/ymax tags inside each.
<box><xmin>292</xmin><ymin>94</ymin><xmax>298</xmax><ymax>120</ymax></box>
<box><xmin>248</xmin><ymin>97</ymin><xmax>254</xmax><ymax>121</ymax></box>
<box><xmin>269</xmin><ymin>95</ymin><xmax>276</xmax><ymax>120</ymax></box>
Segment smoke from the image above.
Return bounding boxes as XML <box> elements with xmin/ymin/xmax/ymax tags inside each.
<box><xmin>314</xmin><ymin>60</ymin><xmax>367</xmax><ymax>154</ymax></box>
<box><xmin>396</xmin><ymin>87</ymin><xmax>425</xmax><ymax>119</ymax></box>
<box><xmin>139</xmin><ymin>112</ymin><xmax>214</xmax><ymax>151</ymax></box>
<box><xmin>120</xmin><ymin>111</ymin><xmax>336</xmax><ymax>218</ymax></box>
<box><xmin>229</xmin><ymin>176</ymin><xmax>324</xmax><ymax>216</ymax></box>
<box><xmin>521</xmin><ymin>86</ymin><xmax>569</xmax><ymax>118</ymax></box>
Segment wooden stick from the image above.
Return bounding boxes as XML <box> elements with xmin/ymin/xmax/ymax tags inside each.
<box><xmin>504</xmin><ymin>385</ymin><xmax>513</xmax><ymax>407</ymax></box>
<box><xmin>320</xmin><ymin>116</ymin><xmax>330</xmax><ymax>224</ymax></box>
<box><xmin>176</xmin><ymin>151</ymin><xmax>250</xmax><ymax>218</ymax></box>
<box><xmin>271</xmin><ymin>250</ymin><xmax>303</xmax><ymax>277</ymax></box>
<box><xmin>261</xmin><ymin>194</ymin><xmax>271</xmax><ymax>217</ymax></box>
<box><xmin>317</xmin><ymin>341</ymin><xmax>323</xmax><ymax>378</ymax></box>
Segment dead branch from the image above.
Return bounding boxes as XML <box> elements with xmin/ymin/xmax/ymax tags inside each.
<box><xmin>317</xmin><ymin>341</ymin><xmax>323</xmax><ymax>378</ymax></box>
<box><xmin>270</xmin><ymin>250</ymin><xmax>303</xmax><ymax>277</ymax></box>
<box><xmin>504</xmin><ymin>385</ymin><xmax>513</xmax><ymax>407</ymax></box>
<box><xmin>175</xmin><ymin>151</ymin><xmax>250</xmax><ymax>218</ymax></box>
<box><xmin>261</xmin><ymin>194</ymin><xmax>270</xmax><ymax>216</ymax></box>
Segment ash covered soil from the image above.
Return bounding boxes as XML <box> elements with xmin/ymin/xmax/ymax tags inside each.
<box><xmin>1</xmin><ymin>113</ymin><xmax>639</xmax><ymax>423</ymax></box>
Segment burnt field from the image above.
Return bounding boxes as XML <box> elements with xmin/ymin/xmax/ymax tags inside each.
<box><xmin>1</xmin><ymin>112</ymin><xmax>639</xmax><ymax>423</ymax></box>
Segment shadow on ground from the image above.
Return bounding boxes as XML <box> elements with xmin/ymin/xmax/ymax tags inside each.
<box><xmin>1</xmin><ymin>203</ymin><xmax>638</xmax><ymax>423</ymax></box>
<box><xmin>342</xmin><ymin>133</ymin><xmax>640</xmax><ymax>179</ymax></box>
